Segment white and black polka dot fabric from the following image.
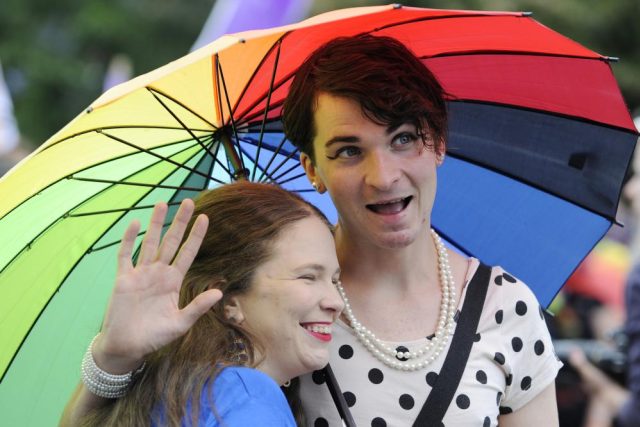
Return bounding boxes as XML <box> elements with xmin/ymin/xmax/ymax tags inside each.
<box><xmin>299</xmin><ymin>258</ymin><xmax>562</xmax><ymax>426</ymax></box>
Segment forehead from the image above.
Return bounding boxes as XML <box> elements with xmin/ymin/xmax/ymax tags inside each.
<box><xmin>313</xmin><ymin>93</ymin><xmax>367</xmax><ymax>127</ymax></box>
<box><xmin>266</xmin><ymin>216</ymin><xmax>336</xmax><ymax>265</ymax></box>
<box><xmin>312</xmin><ymin>93</ymin><xmax>389</xmax><ymax>143</ymax></box>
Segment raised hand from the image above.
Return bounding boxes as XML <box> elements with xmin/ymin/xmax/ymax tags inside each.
<box><xmin>92</xmin><ymin>199</ymin><xmax>222</xmax><ymax>374</ymax></box>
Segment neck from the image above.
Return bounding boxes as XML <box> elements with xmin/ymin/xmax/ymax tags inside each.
<box><xmin>255</xmin><ymin>360</ymin><xmax>291</xmax><ymax>387</ymax></box>
<box><xmin>334</xmin><ymin>223</ymin><xmax>439</xmax><ymax>294</ymax></box>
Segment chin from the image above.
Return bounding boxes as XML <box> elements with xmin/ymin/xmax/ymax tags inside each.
<box><xmin>375</xmin><ymin>230</ymin><xmax>418</xmax><ymax>249</ymax></box>
<box><xmin>302</xmin><ymin>352</ymin><xmax>331</xmax><ymax>373</ymax></box>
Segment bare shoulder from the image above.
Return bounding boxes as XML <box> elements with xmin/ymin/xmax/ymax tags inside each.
<box><xmin>448</xmin><ymin>250</ymin><xmax>470</xmax><ymax>296</ymax></box>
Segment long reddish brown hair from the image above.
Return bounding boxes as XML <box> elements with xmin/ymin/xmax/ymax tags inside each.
<box><xmin>283</xmin><ymin>34</ymin><xmax>449</xmax><ymax>162</ymax></box>
<box><xmin>83</xmin><ymin>181</ymin><xmax>331</xmax><ymax>426</ymax></box>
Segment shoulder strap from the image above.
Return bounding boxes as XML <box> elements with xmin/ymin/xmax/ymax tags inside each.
<box><xmin>413</xmin><ymin>263</ymin><xmax>492</xmax><ymax>426</ymax></box>
<box><xmin>322</xmin><ymin>363</ymin><xmax>357</xmax><ymax>427</ymax></box>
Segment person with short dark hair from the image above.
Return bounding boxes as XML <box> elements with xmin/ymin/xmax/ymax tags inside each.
<box><xmin>285</xmin><ymin>34</ymin><xmax>561</xmax><ymax>426</ymax></box>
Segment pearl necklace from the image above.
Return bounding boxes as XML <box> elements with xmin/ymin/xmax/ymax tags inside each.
<box><xmin>335</xmin><ymin>229</ymin><xmax>457</xmax><ymax>371</ymax></box>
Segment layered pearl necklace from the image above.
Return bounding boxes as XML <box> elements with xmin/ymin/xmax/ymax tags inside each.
<box><xmin>335</xmin><ymin>229</ymin><xmax>457</xmax><ymax>371</ymax></box>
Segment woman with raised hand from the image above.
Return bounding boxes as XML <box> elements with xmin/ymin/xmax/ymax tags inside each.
<box><xmin>62</xmin><ymin>181</ymin><xmax>343</xmax><ymax>426</ymax></box>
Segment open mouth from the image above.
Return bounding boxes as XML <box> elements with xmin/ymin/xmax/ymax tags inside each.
<box><xmin>301</xmin><ymin>323</ymin><xmax>332</xmax><ymax>342</ymax></box>
<box><xmin>366</xmin><ymin>196</ymin><xmax>412</xmax><ymax>215</ymax></box>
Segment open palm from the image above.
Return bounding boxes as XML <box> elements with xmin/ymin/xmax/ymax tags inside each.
<box><xmin>93</xmin><ymin>199</ymin><xmax>222</xmax><ymax>372</ymax></box>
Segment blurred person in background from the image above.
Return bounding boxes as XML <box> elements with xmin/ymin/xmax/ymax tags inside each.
<box><xmin>0</xmin><ymin>59</ymin><xmax>28</xmax><ymax>176</ymax></box>
<box><xmin>567</xmin><ymin>116</ymin><xmax>640</xmax><ymax>427</ymax></box>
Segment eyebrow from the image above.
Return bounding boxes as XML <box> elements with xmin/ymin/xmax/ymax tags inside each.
<box><xmin>294</xmin><ymin>263</ymin><xmax>326</xmax><ymax>273</ymax></box>
<box><xmin>294</xmin><ymin>263</ymin><xmax>341</xmax><ymax>277</ymax></box>
<box><xmin>324</xmin><ymin>123</ymin><xmax>406</xmax><ymax>148</ymax></box>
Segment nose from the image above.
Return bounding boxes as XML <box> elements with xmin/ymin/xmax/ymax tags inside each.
<box><xmin>321</xmin><ymin>281</ymin><xmax>345</xmax><ymax>318</ymax></box>
<box><xmin>363</xmin><ymin>149</ymin><xmax>400</xmax><ymax>191</ymax></box>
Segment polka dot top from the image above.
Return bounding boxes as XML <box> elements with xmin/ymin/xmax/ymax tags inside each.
<box><xmin>299</xmin><ymin>258</ymin><xmax>563</xmax><ymax>427</ymax></box>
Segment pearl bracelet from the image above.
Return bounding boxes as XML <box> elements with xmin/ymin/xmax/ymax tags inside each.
<box><xmin>81</xmin><ymin>335</ymin><xmax>145</xmax><ymax>399</ymax></box>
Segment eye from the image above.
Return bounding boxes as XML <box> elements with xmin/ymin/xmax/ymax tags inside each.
<box><xmin>298</xmin><ymin>274</ymin><xmax>316</xmax><ymax>282</ymax></box>
<box><xmin>392</xmin><ymin>132</ymin><xmax>419</xmax><ymax>149</ymax></box>
<box><xmin>328</xmin><ymin>146</ymin><xmax>361</xmax><ymax>160</ymax></box>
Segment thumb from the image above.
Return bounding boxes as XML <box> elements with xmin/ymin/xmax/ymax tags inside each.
<box><xmin>179</xmin><ymin>289</ymin><xmax>223</xmax><ymax>330</ymax></box>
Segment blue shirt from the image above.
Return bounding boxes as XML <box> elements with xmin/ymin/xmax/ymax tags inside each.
<box><xmin>153</xmin><ymin>366</ymin><xmax>296</xmax><ymax>426</ymax></box>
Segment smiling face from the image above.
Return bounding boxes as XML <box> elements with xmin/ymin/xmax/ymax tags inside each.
<box><xmin>301</xmin><ymin>93</ymin><xmax>441</xmax><ymax>249</ymax></box>
<box><xmin>230</xmin><ymin>215</ymin><xmax>344</xmax><ymax>384</ymax></box>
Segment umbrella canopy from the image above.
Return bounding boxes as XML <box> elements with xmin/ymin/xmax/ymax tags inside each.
<box><xmin>0</xmin><ymin>4</ymin><xmax>637</xmax><ymax>425</ymax></box>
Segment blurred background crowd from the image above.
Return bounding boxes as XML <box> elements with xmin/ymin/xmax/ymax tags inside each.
<box><xmin>1</xmin><ymin>1</ymin><xmax>639</xmax><ymax>426</ymax></box>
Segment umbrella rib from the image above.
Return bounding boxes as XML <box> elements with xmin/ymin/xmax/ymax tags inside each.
<box><xmin>97</xmin><ymin>129</ymin><xmax>212</xmax><ymax>180</ymax></box>
<box><xmin>0</xmin><ymin>146</ymin><xmax>215</xmax><ymax>383</ymax></box>
<box><xmin>271</xmin><ymin>162</ymin><xmax>302</xmax><ymax>183</ymax></box>
<box><xmin>261</xmin><ymin>147</ymin><xmax>300</xmax><ymax>183</ymax></box>
<box><xmin>0</xmin><ymin>144</ymin><xmax>214</xmax><ymax>380</ymax></box>
<box><xmin>222</xmin><ymin>30</ymin><xmax>289</xmax><ymax>126</ymax></box>
<box><xmin>0</xmin><ymin>137</ymin><xmax>212</xmax><ymax>226</ymax></box>
<box><xmin>36</xmin><ymin>125</ymin><xmax>215</xmax><ymax>155</ymax></box>
<box><xmin>146</xmin><ymin>88</ymin><xmax>220</xmax><ymax>160</ymax></box>
<box><xmin>145</xmin><ymin>87</ymin><xmax>218</xmax><ymax>129</ymax></box>
<box><xmin>447</xmin><ymin>98</ymin><xmax>638</xmax><ymax>135</ymax></box>
<box><xmin>91</xmin><ymin>142</ymin><xmax>216</xmax><ymax>253</ymax></box>
<box><xmin>233</xmin><ymin>14</ymin><xmax>598</xmax><ymax>125</ymax></box>
<box><xmin>444</xmin><ymin>149</ymin><xmax>623</xmax><ymax>224</ymax></box>
<box><xmin>418</xmin><ymin>50</ymin><xmax>602</xmax><ymax>61</ymax></box>
<box><xmin>257</xmin><ymin>134</ymin><xmax>290</xmax><ymax>182</ymax></box>
<box><xmin>216</xmin><ymin>55</ymin><xmax>247</xmax><ymax>173</ymax></box>
<box><xmin>235</xmin><ymin>136</ymin><xmax>279</xmax><ymax>183</ymax></box>
<box><xmin>88</xmin><ymin>220</ymin><xmax>173</xmax><ymax>253</ymax></box>
<box><xmin>67</xmin><ymin>176</ymin><xmax>219</xmax><ymax>190</ymax></box>
<box><xmin>252</xmin><ymin>40</ymin><xmax>282</xmax><ymax>181</ymax></box>
<box><xmin>275</xmin><ymin>171</ymin><xmax>308</xmax><ymax>186</ymax></box>
<box><xmin>0</xmin><ymin>141</ymin><xmax>211</xmax><ymax>275</ymax></box>
<box><xmin>208</xmin><ymin>132</ymin><xmax>234</xmax><ymax>178</ymax></box>
<box><xmin>370</xmin><ymin>11</ymin><xmax>529</xmax><ymax>34</ymax></box>
<box><xmin>206</xmin><ymin>137</ymin><xmax>227</xmax><ymax>187</ymax></box>
<box><xmin>66</xmin><ymin>201</ymin><xmax>184</xmax><ymax>218</ymax></box>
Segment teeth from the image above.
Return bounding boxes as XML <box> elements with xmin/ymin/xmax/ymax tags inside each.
<box><xmin>304</xmin><ymin>324</ymin><xmax>331</xmax><ymax>334</ymax></box>
<box><xmin>376</xmin><ymin>197</ymin><xmax>405</xmax><ymax>205</ymax></box>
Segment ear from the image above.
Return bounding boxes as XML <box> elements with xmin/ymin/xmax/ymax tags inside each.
<box><xmin>223</xmin><ymin>296</ymin><xmax>245</xmax><ymax>324</ymax></box>
<box><xmin>300</xmin><ymin>152</ymin><xmax>326</xmax><ymax>193</ymax></box>
<box><xmin>435</xmin><ymin>141</ymin><xmax>446</xmax><ymax>166</ymax></box>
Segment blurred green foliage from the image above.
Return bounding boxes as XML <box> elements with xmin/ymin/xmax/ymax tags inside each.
<box><xmin>1</xmin><ymin>0</ymin><xmax>638</xmax><ymax>150</ymax></box>
<box><xmin>0</xmin><ymin>0</ymin><xmax>213</xmax><ymax>148</ymax></box>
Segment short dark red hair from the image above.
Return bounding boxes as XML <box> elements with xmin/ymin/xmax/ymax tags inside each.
<box><xmin>283</xmin><ymin>34</ymin><xmax>448</xmax><ymax>161</ymax></box>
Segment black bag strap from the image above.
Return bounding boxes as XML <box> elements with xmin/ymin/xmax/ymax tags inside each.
<box><xmin>413</xmin><ymin>263</ymin><xmax>492</xmax><ymax>426</ymax></box>
<box><xmin>322</xmin><ymin>363</ymin><xmax>357</xmax><ymax>427</ymax></box>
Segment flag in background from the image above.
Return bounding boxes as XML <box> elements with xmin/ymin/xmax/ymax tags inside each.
<box><xmin>191</xmin><ymin>0</ymin><xmax>313</xmax><ymax>51</ymax></box>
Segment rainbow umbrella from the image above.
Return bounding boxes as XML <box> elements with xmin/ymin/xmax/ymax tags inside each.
<box><xmin>0</xmin><ymin>5</ymin><xmax>637</xmax><ymax>425</ymax></box>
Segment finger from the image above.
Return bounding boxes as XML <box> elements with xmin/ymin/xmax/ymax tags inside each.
<box><xmin>117</xmin><ymin>220</ymin><xmax>141</xmax><ymax>273</ymax></box>
<box><xmin>157</xmin><ymin>198</ymin><xmax>195</xmax><ymax>264</ymax></box>
<box><xmin>179</xmin><ymin>289</ymin><xmax>223</xmax><ymax>331</ymax></box>
<box><xmin>173</xmin><ymin>214</ymin><xmax>208</xmax><ymax>275</ymax></box>
<box><xmin>137</xmin><ymin>202</ymin><xmax>168</xmax><ymax>265</ymax></box>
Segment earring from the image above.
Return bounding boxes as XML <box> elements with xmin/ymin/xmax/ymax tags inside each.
<box><xmin>227</xmin><ymin>332</ymin><xmax>248</xmax><ymax>365</ymax></box>
<box><xmin>311</xmin><ymin>181</ymin><xmax>318</xmax><ymax>191</ymax></box>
